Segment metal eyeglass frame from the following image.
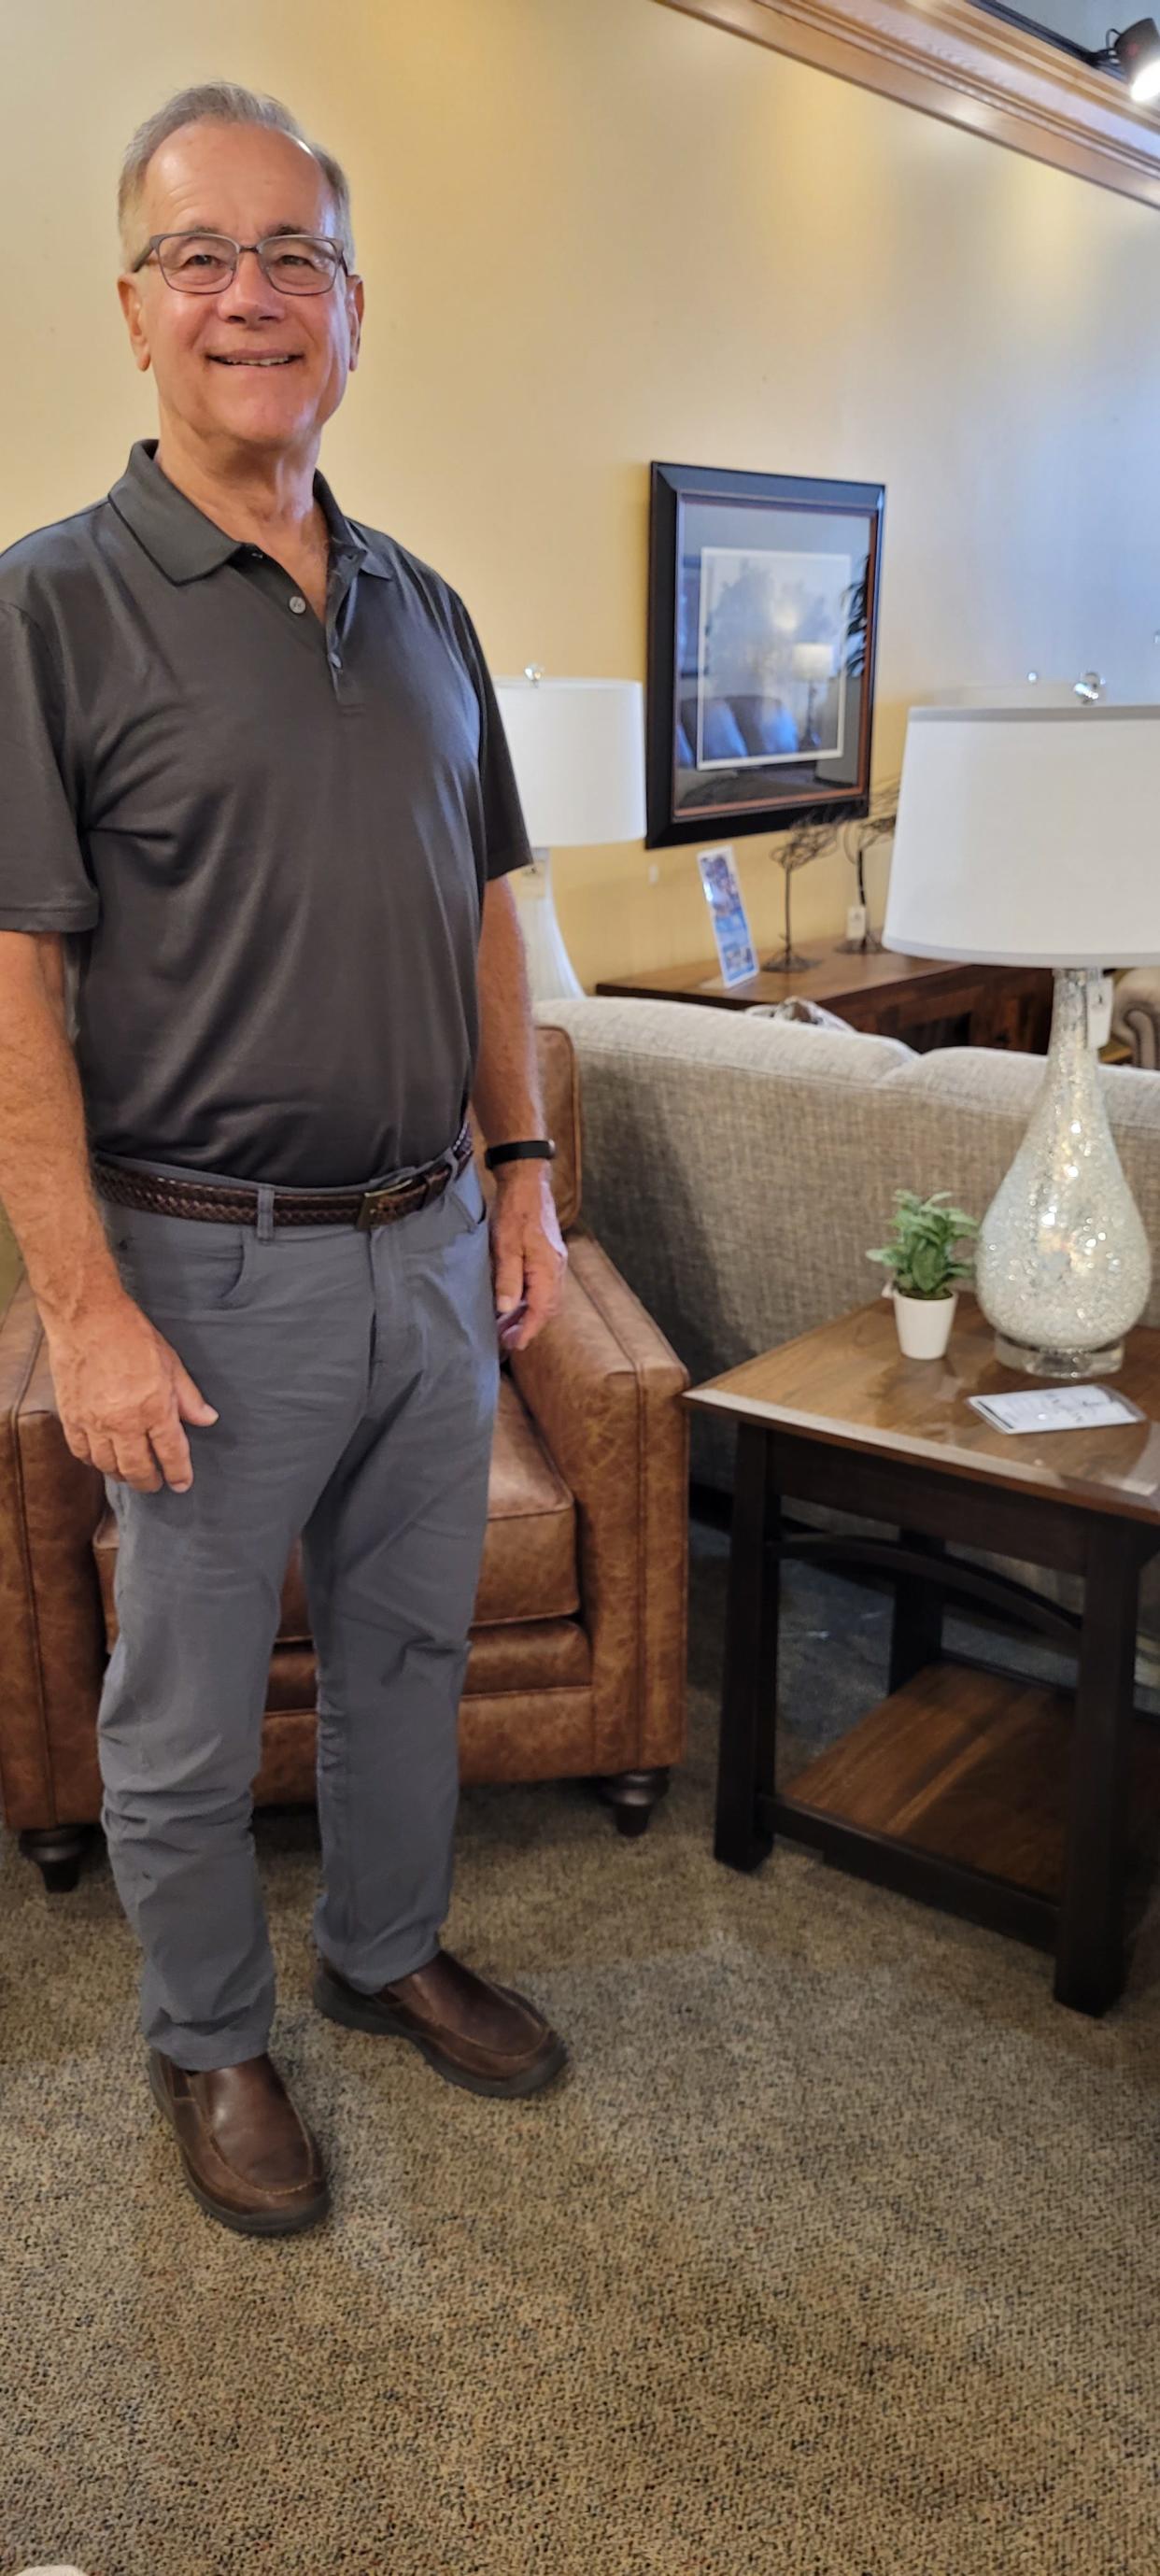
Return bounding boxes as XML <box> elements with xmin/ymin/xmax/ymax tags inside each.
<box><xmin>129</xmin><ymin>232</ymin><xmax>353</xmax><ymax>294</ymax></box>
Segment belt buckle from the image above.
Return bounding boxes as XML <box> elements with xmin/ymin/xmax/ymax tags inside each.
<box><xmin>356</xmin><ymin>1170</ymin><xmax>433</xmax><ymax>1231</ymax></box>
<box><xmin>357</xmin><ymin>1178</ymin><xmax>410</xmax><ymax>1232</ymax></box>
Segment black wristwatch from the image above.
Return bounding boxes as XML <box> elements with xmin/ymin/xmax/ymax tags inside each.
<box><xmin>483</xmin><ymin>1138</ymin><xmax>557</xmax><ymax>1171</ymax></box>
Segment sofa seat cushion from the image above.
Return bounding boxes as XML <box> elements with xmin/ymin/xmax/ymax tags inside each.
<box><xmin>92</xmin><ymin>1377</ymin><xmax>579</xmax><ymax>1648</ymax></box>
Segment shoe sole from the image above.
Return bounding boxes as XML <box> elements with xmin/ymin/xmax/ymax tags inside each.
<box><xmin>148</xmin><ymin>2055</ymin><xmax>332</xmax><ymax>2237</ymax></box>
<box><xmin>312</xmin><ymin>1966</ymin><xmax>569</xmax><ymax>2098</ymax></box>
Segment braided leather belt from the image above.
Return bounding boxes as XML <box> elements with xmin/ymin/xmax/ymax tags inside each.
<box><xmin>92</xmin><ymin>1125</ymin><xmax>474</xmax><ymax>1232</ymax></box>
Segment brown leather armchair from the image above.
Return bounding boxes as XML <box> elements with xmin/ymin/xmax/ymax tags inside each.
<box><xmin>0</xmin><ymin>1025</ymin><xmax>688</xmax><ymax>1891</ymax></box>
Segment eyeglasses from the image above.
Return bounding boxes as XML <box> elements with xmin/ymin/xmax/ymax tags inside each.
<box><xmin>130</xmin><ymin>232</ymin><xmax>351</xmax><ymax>294</ymax></box>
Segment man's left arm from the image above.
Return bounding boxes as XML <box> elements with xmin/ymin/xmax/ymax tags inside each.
<box><xmin>474</xmin><ymin>875</ymin><xmax>568</xmax><ymax>1352</ymax></box>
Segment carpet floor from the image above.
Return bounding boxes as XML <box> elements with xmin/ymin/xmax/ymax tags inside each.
<box><xmin>3</xmin><ymin>1534</ymin><xmax>1158</xmax><ymax>2576</ymax></box>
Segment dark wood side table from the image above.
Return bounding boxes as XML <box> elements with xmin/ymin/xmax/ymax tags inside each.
<box><xmin>687</xmin><ymin>1297</ymin><xmax>1160</xmax><ymax>2015</ymax></box>
<box><xmin>597</xmin><ymin>943</ymin><xmax>1054</xmax><ymax>1053</ymax></box>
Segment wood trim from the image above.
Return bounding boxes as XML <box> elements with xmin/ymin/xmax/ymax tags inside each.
<box><xmin>655</xmin><ymin>0</ymin><xmax>1160</xmax><ymax>209</ymax></box>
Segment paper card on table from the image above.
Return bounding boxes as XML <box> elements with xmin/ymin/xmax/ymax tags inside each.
<box><xmin>969</xmin><ymin>1386</ymin><xmax>1147</xmax><ymax>1435</ymax></box>
<box><xmin>698</xmin><ymin>844</ymin><xmax>757</xmax><ymax>988</ymax></box>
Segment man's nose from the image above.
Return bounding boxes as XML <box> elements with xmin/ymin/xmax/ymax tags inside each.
<box><xmin>218</xmin><ymin>248</ymin><xmax>285</xmax><ymax>314</ymax></box>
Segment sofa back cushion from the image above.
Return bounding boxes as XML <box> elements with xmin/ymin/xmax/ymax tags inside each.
<box><xmin>875</xmin><ymin>1047</ymin><xmax>1160</xmax><ymax>1335</ymax></box>
<box><xmin>545</xmin><ymin>998</ymin><xmax>1160</xmax><ymax>1381</ymax></box>
<box><xmin>539</xmin><ymin>998</ymin><xmax>915</xmax><ymax>1388</ymax></box>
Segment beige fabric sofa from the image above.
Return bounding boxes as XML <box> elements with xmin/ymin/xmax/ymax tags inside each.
<box><xmin>540</xmin><ymin>995</ymin><xmax>1160</xmax><ymax>1651</ymax></box>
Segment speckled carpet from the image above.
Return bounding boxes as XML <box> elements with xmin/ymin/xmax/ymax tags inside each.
<box><xmin>3</xmin><ymin>1535</ymin><xmax>1158</xmax><ymax>2576</ymax></box>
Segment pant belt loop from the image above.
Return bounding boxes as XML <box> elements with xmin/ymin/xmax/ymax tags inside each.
<box><xmin>255</xmin><ymin>1183</ymin><xmax>276</xmax><ymax>1243</ymax></box>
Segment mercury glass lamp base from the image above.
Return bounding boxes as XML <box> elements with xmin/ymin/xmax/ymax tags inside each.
<box><xmin>993</xmin><ymin>1330</ymin><xmax>1124</xmax><ymax>1380</ymax></box>
<box><xmin>510</xmin><ymin>848</ymin><xmax>583</xmax><ymax>1002</ymax></box>
<box><xmin>975</xmin><ymin>967</ymin><xmax>1151</xmax><ymax>1378</ymax></box>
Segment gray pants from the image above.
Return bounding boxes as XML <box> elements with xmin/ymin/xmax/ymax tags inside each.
<box><xmin>95</xmin><ymin>1146</ymin><xmax>499</xmax><ymax>2070</ymax></box>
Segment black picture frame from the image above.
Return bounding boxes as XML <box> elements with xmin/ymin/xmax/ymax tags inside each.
<box><xmin>646</xmin><ymin>460</ymin><xmax>885</xmax><ymax>848</ymax></box>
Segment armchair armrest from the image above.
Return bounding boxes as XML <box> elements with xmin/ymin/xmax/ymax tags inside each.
<box><xmin>0</xmin><ymin>1278</ymin><xmax>106</xmax><ymax>1831</ymax></box>
<box><xmin>510</xmin><ymin>1234</ymin><xmax>688</xmax><ymax>1773</ymax></box>
<box><xmin>1111</xmin><ymin>970</ymin><xmax>1160</xmax><ymax>1071</ymax></box>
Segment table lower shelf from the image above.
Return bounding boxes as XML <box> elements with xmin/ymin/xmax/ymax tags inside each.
<box><xmin>764</xmin><ymin>1660</ymin><xmax>1160</xmax><ymax>1946</ymax></box>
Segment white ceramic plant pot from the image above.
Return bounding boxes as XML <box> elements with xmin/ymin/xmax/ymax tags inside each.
<box><xmin>892</xmin><ymin>1288</ymin><xmax>957</xmax><ymax>1359</ymax></box>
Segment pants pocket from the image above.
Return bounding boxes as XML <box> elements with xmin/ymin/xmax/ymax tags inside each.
<box><xmin>445</xmin><ymin>1160</ymin><xmax>488</xmax><ymax>1236</ymax></box>
<box><xmin>104</xmin><ymin>1205</ymin><xmax>263</xmax><ymax>1316</ymax></box>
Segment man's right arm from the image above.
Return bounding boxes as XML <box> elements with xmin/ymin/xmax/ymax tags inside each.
<box><xmin>0</xmin><ymin>928</ymin><xmax>125</xmax><ymax>1328</ymax></box>
<box><xmin>0</xmin><ymin>929</ymin><xmax>218</xmax><ymax>1491</ymax></box>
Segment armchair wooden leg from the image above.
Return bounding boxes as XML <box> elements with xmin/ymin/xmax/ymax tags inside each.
<box><xmin>19</xmin><ymin>1825</ymin><xmax>92</xmax><ymax>1893</ymax></box>
<box><xmin>594</xmin><ymin>1768</ymin><xmax>671</xmax><ymax>1837</ymax></box>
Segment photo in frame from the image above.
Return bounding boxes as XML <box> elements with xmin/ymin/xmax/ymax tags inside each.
<box><xmin>697</xmin><ymin>844</ymin><xmax>758</xmax><ymax>987</ymax></box>
<box><xmin>646</xmin><ymin>462</ymin><xmax>885</xmax><ymax>848</ymax></box>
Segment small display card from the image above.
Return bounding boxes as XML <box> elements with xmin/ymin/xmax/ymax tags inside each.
<box><xmin>969</xmin><ymin>1386</ymin><xmax>1147</xmax><ymax>1435</ymax></box>
<box><xmin>697</xmin><ymin>844</ymin><xmax>757</xmax><ymax>988</ymax></box>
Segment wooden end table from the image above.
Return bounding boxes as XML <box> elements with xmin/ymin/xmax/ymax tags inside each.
<box><xmin>596</xmin><ymin>943</ymin><xmax>1054</xmax><ymax>1052</ymax></box>
<box><xmin>687</xmin><ymin>1297</ymin><xmax>1160</xmax><ymax>2015</ymax></box>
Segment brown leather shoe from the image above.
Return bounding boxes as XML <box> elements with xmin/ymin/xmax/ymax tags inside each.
<box><xmin>313</xmin><ymin>1947</ymin><xmax>568</xmax><ymax>2098</ymax></box>
<box><xmin>148</xmin><ymin>2050</ymin><xmax>330</xmax><ymax>2236</ymax></box>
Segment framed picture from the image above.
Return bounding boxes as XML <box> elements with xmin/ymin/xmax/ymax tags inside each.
<box><xmin>646</xmin><ymin>461</ymin><xmax>885</xmax><ymax>848</ymax></box>
<box><xmin>697</xmin><ymin>844</ymin><xmax>757</xmax><ymax>987</ymax></box>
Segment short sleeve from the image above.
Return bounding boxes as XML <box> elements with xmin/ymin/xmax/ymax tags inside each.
<box><xmin>0</xmin><ymin>602</ymin><xmax>99</xmax><ymax>931</ymax></box>
<box><xmin>450</xmin><ymin>596</ymin><xmax>533</xmax><ymax>883</ymax></box>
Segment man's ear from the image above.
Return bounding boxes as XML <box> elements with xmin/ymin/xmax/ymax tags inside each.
<box><xmin>117</xmin><ymin>274</ymin><xmax>154</xmax><ymax>375</ymax></box>
<box><xmin>347</xmin><ymin>274</ymin><xmax>365</xmax><ymax>374</ymax></box>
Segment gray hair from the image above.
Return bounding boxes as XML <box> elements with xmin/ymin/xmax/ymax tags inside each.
<box><xmin>118</xmin><ymin>82</ymin><xmax>355</xmax><ymax>270</ymax></box>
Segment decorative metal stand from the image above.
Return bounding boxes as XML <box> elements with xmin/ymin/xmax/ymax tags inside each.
<box><xmin>761</xmin><ymin>850</ymin><xmax>816</xmax><ymax>975</ymax></box>
<box><xmin>835</xmin><ymin>850</ymin><xmax>884</xmax><ymax>954</ymax></box>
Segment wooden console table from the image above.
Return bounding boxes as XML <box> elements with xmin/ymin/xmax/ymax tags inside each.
<box><xmin>597</xmin><ymin>943</ymin><xmax>1054</xmax><ymax>1053</ymax></box>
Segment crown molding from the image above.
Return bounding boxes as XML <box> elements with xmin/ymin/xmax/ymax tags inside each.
<box><xmin>655</xmin><ymin>0</ymin><xmax>1160</xmax><ymax>209</ymax></box>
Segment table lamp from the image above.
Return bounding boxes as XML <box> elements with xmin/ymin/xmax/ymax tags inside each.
<box><xmin>493</xmin><ymin>671</ymin><xmax>646</xmax><ymax>1000</ymax></box>
<box><xmin>790</xmin><ymin>641</ymin><xmax>835</xmax><ymax>748</ymax></box>
<box><xmin>884</xmin><ymin>703</ymin><xmax>1160</xmax><ymax>1377</ymax></box>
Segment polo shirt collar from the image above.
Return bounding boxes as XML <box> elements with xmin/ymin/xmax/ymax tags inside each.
<box><xmin>107</xmin><ymin>438</ymin><xmax>395</xmax><ymax>585</ymax></box>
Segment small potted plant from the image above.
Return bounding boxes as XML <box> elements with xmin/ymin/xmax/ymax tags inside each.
<box><xmin>868</xmin><ymin>1189</ymin><xmax>979</xmax><ymax>1358</ymax></box>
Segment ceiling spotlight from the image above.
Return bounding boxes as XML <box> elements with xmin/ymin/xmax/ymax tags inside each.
<box><xmin>1107</xmin><ymin>18</ymin><xmax>1160</xmax><ymax>103</ymax></box>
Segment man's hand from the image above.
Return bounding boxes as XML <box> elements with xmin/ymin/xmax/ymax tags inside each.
<box><xmin>488</xmin><ymin>1161</ymin><xmax>567</xmax><ymax>1352</ymax></box>
<box><xmin>46</xmin><ymin>1293</ymin><xmax>220</xmax><ymax>1492</ymax></box>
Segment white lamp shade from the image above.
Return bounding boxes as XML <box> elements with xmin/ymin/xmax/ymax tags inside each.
<box><xmin>884</xmin><ymin>704</ymin><xmax>1160</xmax><ymax>969</ymax></box>
<box><xmin>493</xmin><ymin>677</ymin><xmax>645</xmax><ymax>847</ymax></box>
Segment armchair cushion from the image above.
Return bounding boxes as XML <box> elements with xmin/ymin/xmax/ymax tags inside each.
<box><xmin>92</xmin><ymin>1376</ymin><xmax>580</xmax><ymax>1648</ymax></box>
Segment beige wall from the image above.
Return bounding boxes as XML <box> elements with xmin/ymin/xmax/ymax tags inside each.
<box><xmin>4</xmin><ymin>0</ymin><xmax>1160</xmax><ymax>989</ymax></box>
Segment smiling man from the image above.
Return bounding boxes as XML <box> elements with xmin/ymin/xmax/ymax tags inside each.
<box><xmin>0</xmin><ymin>84</ymin><xmax>569</xmax><ymax>2237</ymax></box>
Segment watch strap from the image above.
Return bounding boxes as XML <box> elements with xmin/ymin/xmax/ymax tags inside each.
<box><xmin>484</xmin><ymin>1138</ymin><xmax>557</xmax><ymax>1170</ymax></box>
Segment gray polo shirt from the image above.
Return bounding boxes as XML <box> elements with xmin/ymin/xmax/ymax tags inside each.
<box><xmin>0</xmin><ymin>438</ymin><xmax>531</xmax><ymax>1186</ymax></box>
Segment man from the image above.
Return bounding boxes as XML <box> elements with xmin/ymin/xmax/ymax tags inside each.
<box><xmin>0</xmin><ymin>82</ymin><xmax>569</xmax><ymax>2237</ymax></box>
